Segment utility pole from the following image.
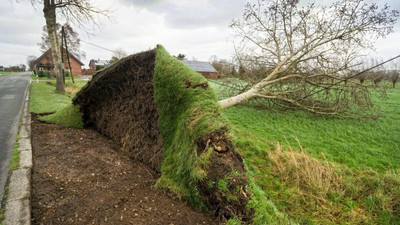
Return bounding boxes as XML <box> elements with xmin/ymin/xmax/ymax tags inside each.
<box><xmin>62</xmin><ymin>26</ymin><xmax>75</xmax><ymax>83</ymax></box>
<box><xmin>61</xmin><ymin>26</ymin><xmax>65</xmax><ymax>84</ymax></box>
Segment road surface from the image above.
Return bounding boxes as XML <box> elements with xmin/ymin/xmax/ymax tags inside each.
<box><xmin>0</xmin><ymin>72</ymin><xmax>30</xmax><ymax>203</ymax></box>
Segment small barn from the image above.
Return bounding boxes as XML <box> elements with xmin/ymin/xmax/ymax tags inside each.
<box><xmin>182</xmin><ymin>60</ymin><xmax>218</xmax><ymax>79</ymax></box>
<box><xmin>34</xmin><ymin>49</ymin><xmax>84</xmax><ymax>76</ymax></box>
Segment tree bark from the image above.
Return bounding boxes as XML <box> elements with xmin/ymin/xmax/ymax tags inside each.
<box><xmin>43</xmin><ymin>0</ymin><xmax>64</xmax><ymax>93</ymax></box>
<box><xmin>218</xmin><ymin>88</ymin><xmax>257</xmax><ymax>109</ymax></box>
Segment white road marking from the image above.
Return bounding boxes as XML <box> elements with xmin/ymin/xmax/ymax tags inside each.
<box><xmin>1</xmin><ymin>94</ymin><xmax>15</xmax><ymax>100</ymax></box>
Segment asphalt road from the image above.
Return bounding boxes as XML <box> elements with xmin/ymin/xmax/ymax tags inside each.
<box><xmin>0</xmin><ymin>72</ymin><xmax>30</xmax><ymax>203</ymax></box>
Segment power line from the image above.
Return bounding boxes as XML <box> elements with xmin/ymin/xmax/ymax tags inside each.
<box><xmin>80</xmin><ymin>39</ymin><xmax>119</xmax><ymax>54</ymax></box>
<box><xmin>296</xmin><ymin>54</ymin><xmax>400</xmax><ymax>102</ymax></box>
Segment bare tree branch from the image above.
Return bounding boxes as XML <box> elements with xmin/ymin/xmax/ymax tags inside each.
<box><xmin>219</xmin><ymin>0</ymin><xmax>399</xmax><ymax>118</ymax></box>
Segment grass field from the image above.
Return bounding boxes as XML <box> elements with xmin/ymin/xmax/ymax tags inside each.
<box><xmin>210</xmin><ymin>80</ymin><xmax>400</xmax><ymax>224</ymax></box>
<box><xmin>29</xmin><ymin>81</ymin><xmax>85</xmax><ymax>128</ymax></box>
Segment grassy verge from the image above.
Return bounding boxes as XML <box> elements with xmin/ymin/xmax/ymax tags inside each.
<box><xmin>9</xmin><ymin>136</ymin><xmax>20</xmax><ymax>171</ymax></box>
<box><xmin>0</xmin><ymin>72</ymin><xmax>17</xmax><ymax>77</ymax></box>
<box><xmin>39</xmin><ymin>104</ymin><xmax>83</xmax><ymax>129</ymax></box>
<box><xmin>212</xmin><ymin>80</ymin><xmax>400</xmax><ymax>224</ymax></box>
<box><xmin>30</xmin><ymin>81</ymin><xmax>85</xmax><ymax>128</ymax></box>
<box><xmin>30</xmin><ymin>74</ymin><xmax>86</xmax><ymax>80</ymax></box>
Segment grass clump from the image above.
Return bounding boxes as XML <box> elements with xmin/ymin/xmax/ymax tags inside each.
<box><xmin>39</xmin><ymin>104</ymin><xmax>83</xmax><ymax>129</ymax></box>
<box><xmin>10</xmin><ymin>138</ymin><xmax>20</xmax><ymax>170</ymax></box>
<box><xmin>30</xmin><ymin>81</ymin><xmax>86</xmax><ymax>128</ymax></box>
<box><xmin>0</xmin><ymin>208</ymin><xmax>4</xmax><ymax>225</ymax></box>
<box><xmin>153</xmin><ymin>46</ymin><xmax>226</xmax><ymax>206</ymax></box>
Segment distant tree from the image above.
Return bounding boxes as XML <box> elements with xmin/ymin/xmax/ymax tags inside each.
<box><xmin>26</xmin><ymin>55</ymin><xmax>38</xmax><ymax>71</ymax></box>
<box><xmin>231</xmin><ymin>66</ymin><xmax>237</xmax><ymax>76</ymax></box>
<box><xmin>109</xmin><ymin>48</ymin><xmax>128</xmax><ymax>64</ymax></box>
<box><xmin>219</xmin><ymin>0</ymin><xmax>398</xmax><ymax>118</ymax></box>
<box><xmin>174</xmin><ymin>53</ymin><xmax>186</xmax><ymax>60</ymax></box>
<box><xmin>388</xmin><ymin>61</ymin><xmax>400</xmax><ymax>88</ymax></box>
<box><xmin>209</xmin><ymin>55</ymin><xmax>234</xmax><ymax>77</ymax></box>
<box><xmin>389</xmin><ymin>71</ymin><xmax>400</xmax><ymax>88</ymax></box>
<box><xmin>39</xmin><ymin>23</ymin><xmax>86</xmax><ymax>60</ymax></box>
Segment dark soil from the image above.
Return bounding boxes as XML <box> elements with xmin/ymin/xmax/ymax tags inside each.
<box><xmin>197</xmin><ymin>130</ymin><xmax>251</xmax><ymax>222</ymax></box>
<box><xmin>74</xmin><ymin>49</ymin><xmax>162</xmax><ymax>172</ymax></box>
<box><xmin>31</xmin><ymin>116</ymin><xmax>217</xmax><ymax>225</ymax></box>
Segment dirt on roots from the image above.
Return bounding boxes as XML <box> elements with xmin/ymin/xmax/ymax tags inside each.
<box><xmin>74</xmin><ymin>49</ymin><xmax>163</xmax><ymax>172</ymax></box>
<box><xmin>73</xmin><ymin>48</ymin><xmax>251</xmax><ymax>221</ymax></box>
<box><xmin>31</xmin><ymin>115</ymin><xmax>217</xmax><ymax>225</ymax></box>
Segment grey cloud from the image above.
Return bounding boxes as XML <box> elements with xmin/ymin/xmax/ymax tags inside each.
<box><xmin>118</xmin><ymin>0</ymin><xmax>250</xmax><ymax>29</ymax></box>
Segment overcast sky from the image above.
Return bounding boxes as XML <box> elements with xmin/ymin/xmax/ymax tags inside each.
<box><xmin>0</xmin><ymin>0</ymin><xmax>399</xmax><ymax>68</ymax></box>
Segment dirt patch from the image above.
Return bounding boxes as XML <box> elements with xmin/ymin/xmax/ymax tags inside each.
<box><xmin>197</xmin><ymin>130</ymin><xmax>251</xmax><ymax>222</ymax></box>
<box><xmin>31</xmin><ymin>115</ymin><xmax>217</xmax><ymax>225</ymax></box>
<box><xmin>74</xmin><ymin>49</ymin><xmax>163</xmax><ymax>172</ymax></box>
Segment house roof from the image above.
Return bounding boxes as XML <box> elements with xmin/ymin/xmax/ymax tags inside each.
<box><xmin>34</xmin><ymin>49</ymin><xmax>84</xmax><ymax>66</ymax></box>
<box><xmin>182</xmin><ymin>60</ymin><xmax>217</xmax><ymax>73</ymax></box>
<box><xmin>90</xmin><ymin>59</ymin><xmax>110</xmax><ymax>67</ymax></box>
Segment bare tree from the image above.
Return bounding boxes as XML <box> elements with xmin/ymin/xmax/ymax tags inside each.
<box><xmin>109</xmin><ymin>48</ymin><xmax>128</xmax><ymax>64</ymax></box>
<box><xmin>210</xmin><ymin>55</ymin><xmax>234</xmax><ymax>78</ymax></box>
<box><xmin>388</xmin><ymin>61</ymin><xmax>400</xmax><ymax>88</ymax></box>
<box><xmin>29</xmin><ymin>0</ymin><xmax>109</xmax><ymax>93</ymax></box>
<box><xmin>39</xmin><ymin>23</ymin><xmax>86</xmax><ymax>60</ymax></box>
<box><xmin>218</xmin><ymin>0</ymin><xmax>398</xmax><ymax>117</ymax></box>
<box><xmin>26</xmin><ymin>55</ymin><xmax>38</xmax><ymax>71</ymax></box>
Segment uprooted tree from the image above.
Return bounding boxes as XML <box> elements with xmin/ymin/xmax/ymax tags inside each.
<box><xmin>29</xmin><ymin>0</ymin><xmax>109</xmax><ymax>93</ymax></box>
<box><xmin>219</xmin><ymin>0</ymin><xmax>398</xmax><ymax>117</ymax></box>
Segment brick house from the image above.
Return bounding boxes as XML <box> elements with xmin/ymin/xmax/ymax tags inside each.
<box><xmin>182</xmin><ymin>60</ymin><xmax>219</xmax><ymax>79</ymax></box>
<box><xmin>34</xmin><ymin>49</ymin><xmax>84</xmax><ymax>76</ymax></box>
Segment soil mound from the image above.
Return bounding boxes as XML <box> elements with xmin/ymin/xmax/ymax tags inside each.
<box><xmin>73</xmin><ymin>46</ymin><xmax>252</xmax><ymax>222</ymax></box>
<box><xmin>74</xmin><ymin>49</ymin><xmax>163</xmax><ymax>172</ymax></box>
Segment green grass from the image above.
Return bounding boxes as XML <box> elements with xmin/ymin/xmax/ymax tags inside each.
<box><xmin>153</xmin><ymin>46</ymin><xmax>226</xmax><ymax>206</ymax></box>
<box><xmin>223</xmin><ymin>89</ymin><xmax>400</xmax><ymax>171</ymax></box>
<box><xmin>0</xmin><ymin>208</ymin><xmax>4</xmax><ymax>225</ymax></box>
<box><xmin>0</xmin><ymin>71</ymin><xmax>17</xmax><ymax>77</ymax></box>
<box><xmin>30</xmin><ymin>81</ymin><xmax>85</xmax><ymax>128</ymax></box>
<box><xmin>39</xmin><ymin>104</ymin><xmax>83</xmax><ymax>129</ymax></box>
<box><xmin>211</xmin><ymin>80</ymin><xmax>400</xmax><ymax>224</ymax></box>
<box><xmin>30</xmin><ymin>73</ymin><xmax>85</xmax><ymax>80</ymax></box>
<box><xmin>10</xmin><ymin>136</ymin><xmax>20</xmax><ymax>171</ymax></box>
<box><xmin>30</xmin><ymin>82</ymin><xmax>72</xmax><ymax>113</ymax></box>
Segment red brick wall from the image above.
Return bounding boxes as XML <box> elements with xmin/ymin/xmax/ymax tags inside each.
<box><xmin>65</xmin><ymin>59</ymin><xmax>82</xmax><ymax>75</ymax></box>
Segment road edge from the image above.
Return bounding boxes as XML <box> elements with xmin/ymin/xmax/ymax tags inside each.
<box><xmin>3</xmin><ymin>85</ymin><xmax>31</xmax><ymax>225</ymax></box>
